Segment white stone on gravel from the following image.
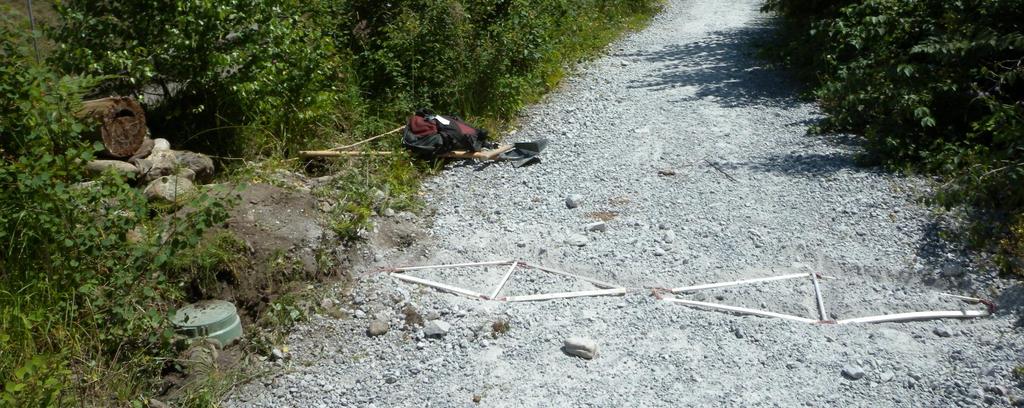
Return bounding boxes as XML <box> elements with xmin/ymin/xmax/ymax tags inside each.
<box><xmin>563</xmin><ymin>337</ymin><xmax>597</xmax><ymax>360</ymax></box>
<box><xmin>367</xmin><ymin>320</ymin><xmax>389</xmax><ymax>337</ymax></box>
<box><xmin>423</xmin><ymin>320</ymin><xmax>451</xmax><ymax>338</ymax></box>
<box><xmin>565</xmin><ymin>234</ymin><xmax>589</xmax><ymax>247</ymax></box>
<box><xmin>933</xmin><ymin>325</ymin><xmax>953</xmax><ymax>337</ymax></box>
<box><xmin>585</xmin><ymin>221</ymin><xmax>608</xmax><ymax>232</ymax></box>
<box><xmin>842</xmin><ymin>364</ymin><xmax>865</xmax><ymax>380</ymax></box>
<box><xmin>565</xmin><ymin>194</ymin><xmax>583</xmax><ymax>209</ymax></box>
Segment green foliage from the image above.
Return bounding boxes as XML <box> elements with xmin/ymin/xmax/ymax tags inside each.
<box><xmin>323</xmin><ymin>0</ymin><xmax>661</xmax><ymax>119</ymax></box>
<box><xmin>1</xmin><ymin>10</ymin><xmax>231</xmax><ymax>405</ymax></box>
<box><xmin>764</xmin><ymin>0</ymin><xmax>1024</xmax><ymax>270</ymax></box>
<box><xmin>50</xmin><ymin>0</ymin><xmax>363</xmax><ymax>156</ymax></box>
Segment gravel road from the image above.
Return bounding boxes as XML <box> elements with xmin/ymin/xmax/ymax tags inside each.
<box><xmin>226</xmin><ymin>0</ymin><xmax>1023</xmax><ymax>406</ymax></box>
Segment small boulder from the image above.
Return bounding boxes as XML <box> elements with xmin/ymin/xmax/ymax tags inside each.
<box><xmin>563</xmin><ymin>337</ymin><xmax>597</xmax><ymax>360</ymax></box>
<box><xmin>423</xmin><ymin>320</ymin><xmax>451</xmax><ymax>338</ymax></box>
<box><xmin>131</xmin><ymin>138</ymin><xmax>155</xmax><ymax>160</ymax></box>
<box><xmin>367</xmin><ymin>320</ymin><xmax>390</xmax><ymax>337</ymax></box>
<box><xmin>84</xmin><ymin>160</ymin><xmax>139</xmax><ymax>179</ymax></box>
<box><xmin>842</xmin><ymin>364</ymin><xmax>865</xmax><ymax>380</ymax></box>
<box><xmin>134</xmin><ymin>150</ymin><xmax>178</xmax><ymax>182</ymax></box>
<box><xmin>933</xmin><ymin>325</ymin><xmax>954</xmax><ymax>338</ymax></box>
<box><xmin>565</xmin><ymin>234</ymin><xmax>589</xmax><ymax>247</ymax></box>
<box><xmin>585</xmin><ymin>222</ymin><xmax>608</xmax><ymax>232</ymax></box>
<box><xmin>152</xmin><ymin>138</ymin><xmax>171</xmax><ymax>152</ymax></box>
<box><xmin>565</xmin><ymin>194</ymin><xmax>583</xmax><ymax>209</ymax></box>
<box><xmin>143</xmin><ymin>175</ymin><xmax>196</xmax><ymax>204</ymax></box>
<box><xmin>175</xmin><ymin>151</ymin><xmax>215</xmax><ymax>183</ymax></box>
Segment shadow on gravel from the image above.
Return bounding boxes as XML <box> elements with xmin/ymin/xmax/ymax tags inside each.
<box><xmin>626</xmin><ymin>21</ymin><xmax>800</xmax><ymax>108</ymax></box>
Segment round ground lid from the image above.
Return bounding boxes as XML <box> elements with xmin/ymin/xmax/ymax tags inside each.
<box><xmin>173</xmin><ymin>300</ymin><xmax>243</xmax><ymax>346</ymax></box>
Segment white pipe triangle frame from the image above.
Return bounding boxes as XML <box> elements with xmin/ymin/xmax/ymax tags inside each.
<box><xmin>660</xmin><ymin>272</ymin><xmax>992</xmax><ymax>324</ymax></box>
<box><xmin>385</xmin><ymin>261</ymin><xmax>992</xmax><ymax>324</ymax></box>
<box><xmin>387</xmin><ymin>260</ymin><xmax>628</xmax><ymax>302</ymax></box>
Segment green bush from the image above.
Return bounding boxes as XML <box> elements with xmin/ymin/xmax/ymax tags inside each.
<box><xmin>325</xmin><ymin>0</ymin><xmax>661</xmax><ymax>119</ymax></box>
<box><xmin>763</xmin><ymin>0</ymin><xmax>1024</xmax><ymax>272</ymax></box>
<box><xmin>50</xmin><ymin>0</ymin><xmax>363</xmax><ymax>156</ymax></box>
<box><xmin>1</xmin><ymin>10</ymin><xmax>230</xmax><ymax>404</ymax></box>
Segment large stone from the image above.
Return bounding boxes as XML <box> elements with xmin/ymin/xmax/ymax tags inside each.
<box><xmin>175</xmin><ymin>151</ymin><xmax>215</xmax><ymax>183</ymax></box>
<box><xmin>131</xmin><ymin>138</ymin><xmax>155</xmax><ymax>160</ymax></box>
<box><xmin>564</xmin><ymin>337</ymin><xmax>597</xmax><ymax>359</ymax></box>
<box><xmin>565</xmin><ymin>234</ymin><xmax>589</xmax><ymax>247</ymax></box>
<box><xmin>842</xmin><ymin>364</ymin><xmax>865</xmax><ymax>380</ymax></box>
<box><xmin>423</xmin><ymin>320</ymin><xmax>451</xmax><ymax>338</ymax></box>
<box><xmin>84</xmin><ymin>160</ymin><xmax>139</xmax><ymax>179</ymax></box>
<box><xmin>144</xmin><ymin>175</ymin><xmax>196</xmax><ymax>204</ymax></box>
<box><xmin>565</xmin><ymin>194</ymin><xmax>583</xmax><ymax>209</ymax></box>
<box><xmin>152</xmin><ymin>138</ymin><xmax>171</xmax><ymax>152</ymax></box>
<box><xmin>367</xmin><ymin>320</ymin><xmax>390</xmax><ymax>337</ymax></box>
<box><xmin>134</xmin><ymin>150</ymin><xmax>179</xmax><ymax>182</ymax></box>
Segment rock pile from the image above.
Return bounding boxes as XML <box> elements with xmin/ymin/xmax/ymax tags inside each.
<box><xmin>83</xmin><ymin>136</ymin><xmax>214</xmax><ymax>204</ymax></box>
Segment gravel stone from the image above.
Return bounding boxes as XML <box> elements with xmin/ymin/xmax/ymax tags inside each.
<box><xmin>367</xmin><ymin>320</ymin><xmax>390</xmax><ymax>337</ymax></box>
<box><xmin>563</xmin><ymin>337</ymin><xmax>598</xmax><ymax>360</ymax></box>
<box><xmin>585</xmin><ymin>221</ymin><xmax>608</xmax><ymax>232</ymax></box>
<box><xmin>565</xmin><ymin>194</ymin><xmax>583</xmax><ymax>209</ymax></box>
<box><xmin>423</xmin><ymin>320</ymin><xmax>451</xmax><ymax>338</ymax></box>
<box><xmin>842</xmin><ymin>365</ymin><xmax>866</xmax><ymax>381</ymax></box>
<box><xmin>933</xmin><ymin>325</ymin><xmax>954</xmax><ymax>337</ymax></box>
<box><xmin>565</xmin><ymin>234</ymin><xmax>589</xmax><ymax>247</ymax></box>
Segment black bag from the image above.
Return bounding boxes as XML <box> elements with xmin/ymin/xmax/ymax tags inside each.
<box><xmin>402</xmin><ymin>109</ymin><xmax>489</xmax><ymax>158</ymax></box>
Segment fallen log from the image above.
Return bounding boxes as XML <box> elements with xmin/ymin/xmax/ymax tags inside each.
<box><xmin>77</xmin><ymin>96</ymin><xmax>148</xmax><ymax>158</ymax></box>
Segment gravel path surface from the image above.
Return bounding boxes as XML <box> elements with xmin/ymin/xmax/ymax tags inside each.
<box><xmin>226</xmin><ymin>0</ymin><xmax>1023</xmax><ymax>406</ymax></box>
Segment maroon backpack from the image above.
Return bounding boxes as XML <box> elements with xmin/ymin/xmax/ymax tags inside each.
<box><xmin>402</xmin><ymin>109</ymin><xmax>489</xmax><ymax>157</ymax></box>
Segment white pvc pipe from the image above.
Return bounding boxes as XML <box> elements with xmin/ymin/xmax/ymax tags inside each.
<box><xmin>521</xmin><ymin>262</ymin><xmax>621</xmax><ymax>289</ymax></box>
<box><xmin>490</xmin><ymin>261</ymin><xmax>519</xmax><ymax>299</ymax></box>
<box><xmin>390</xmin><ymin>259</ymin><xmax>513</xmax><ymax>272</ymax></box>
<box><xmin>661</xmin><ymin>297</ymin><xmax>818</xmax><ymax>323</ymax></box>
<box><xmin>835</xmin><ymin>310</ymin><xmax>989</xmax><ymax>325</ymax></box>
<box><xmin>391</xmin><ymin>273</ymin><xmax>488</xmax><ymax>299</ymax></box>
<box><xmin>503</xmin><ymin>288</ymin><xmax>628</xmax><ymax>302</ymax></box>
<box><xmin>670</xmin><ymin>273</ymin><xmax>808</xmax><ymax>293</ymax></box>
<box><xmin>810</xmin><ymin>271</ymin><xmax>828</xmax><ymax>321</ymax></box>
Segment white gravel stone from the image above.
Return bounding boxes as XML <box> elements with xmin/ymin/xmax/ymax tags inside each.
<box><xmin>563</xmin><ymin>337</ymin><xmax>598</xmax><ymax>360</ymax></box>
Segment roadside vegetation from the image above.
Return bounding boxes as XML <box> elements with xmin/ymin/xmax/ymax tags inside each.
<box><xmin>0</xmin><ymin>0</ymin><xmax>661</xmax><ymax>406</ymax></box>
<box><xmin>761</xmin><ymin>0</ymin><xmax>1024</xmax><ymax>275</ymax></box>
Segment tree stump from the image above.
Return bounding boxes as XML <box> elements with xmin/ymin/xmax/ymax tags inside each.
<box><xmin>77</xmin><ymin>96</ymin><xmax>147</xmax><ymax>158</ymax></box>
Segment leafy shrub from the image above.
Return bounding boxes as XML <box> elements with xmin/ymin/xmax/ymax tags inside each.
<box><xmin>324</xmin><ymin>0</ymin><xmax>661</xmax><ymax>119</ymax></box>
<box><xmin>1</xmin><ymin>10</ymin><xmax>230</xmax><ymax>404</ymax></box>
<box><xmin>50</xmin><ymin>0</ymin><xmax>363</xmax><ymax>156</ymax></box>
<box><xmin>763</xmin><ymin>0</ymin><xmax>1024</xmax><ymax>271</ymax></box>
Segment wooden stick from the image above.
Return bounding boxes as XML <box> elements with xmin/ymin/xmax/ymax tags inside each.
<box><xmin>390</xmin><ymin>273</ymin><xmax>488</xmax><ymax>300</ymax></box>
<box><xmin>329</xmin><ymin>126</ymin><xmax>405</xmax><ymax>151</ymax></box>
<box><xmin>662</xmin><ymin>297</ymin><xmax>818</xmax><ymax>323</ymax></box>
<box><xmin>810</xmin><ymin>270</ymin><xmax>829</xmax><ymax>321</ymax></box>
<box><xmin>299</xmin><ymin>150</ymin><xmax>393</xmax><ymax>158</ymax></box>
<box><xmin>490</xmin><ymin>261</ymin><xmax>519</xmax><ymax>299</ymax></box>
<box><xmin>835</xmin><ymin>310</ymin><xmax>989</xmax><ymax>325</ymax></box>
<box><xmin>441</xmin><ymin>144</ymin><xmax>514</xmax><ymax>160</ymax></box>
<box><xmin>390</xmin><ymin>260</ymin><xmax>514</xmax><ymax>272</ymax></box>
<box><xmin>670</xmin><ymin>273</ymin><xmax>808</xmax><ymax>293</ymax></box>
<box><xmin>503</xmin><ymin>288</ymin><xmax>627</xmax><ymax>302</ymax></box>
<box><xmin>521</xmin><ymin>262</ymin><xmax>621</xmax><ymax>289</ymax></box>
